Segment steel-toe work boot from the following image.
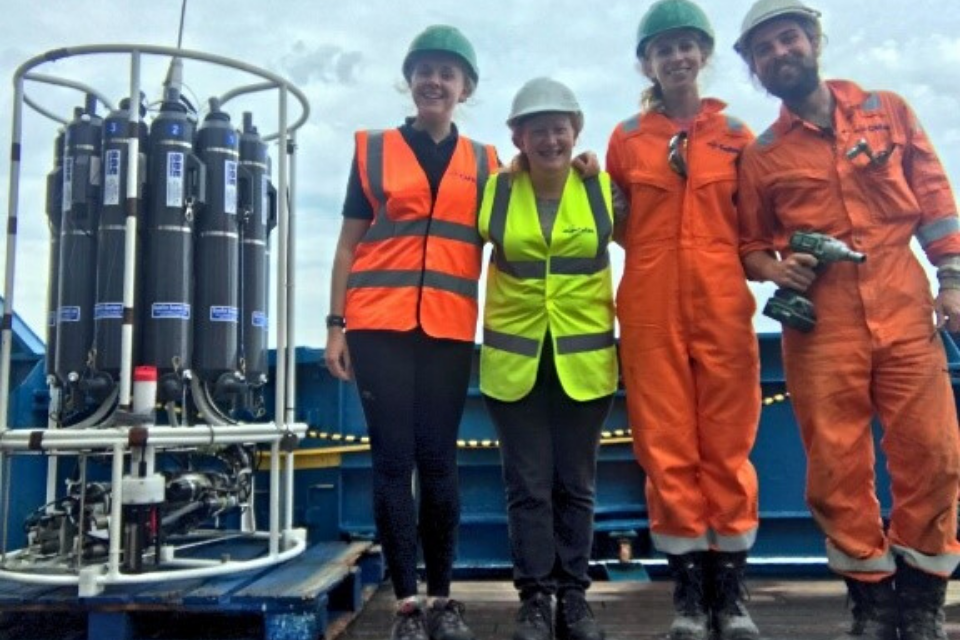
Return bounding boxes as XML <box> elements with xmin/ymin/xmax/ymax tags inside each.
<box><xmin>391</xmin><ymin>600</ymin><xmax>429</xmax><ymax>640</ymax></box>
<box><xmin>708</xmin><ymin>551</ymin><xmax>760</xmax><ymax>640</ymax></box>
<box><xmin>555</xmin><ymin>589</ymin><xmax>604</xmax><ymax>640</ymax></box>
<box><xmin>667</xmin><ymin>552</ymin><xmax>710</xmax><ymax>640</ymax></box>
<box><xmin>425</xmin><ymin>598</ymin><xmax>476</xmax><ymax>640</ymax></box>
<box><xmin>896</xmin><ymin>559</ymin><xmax>949</xmax><ymax>640</ymax></box>
<box><xmin>513</xmin><ymin>591</ymin><xmax>554</xmax><ymax>640</ymax></box>
<box><xmin>839</xmin><ymin>576</ymin><xmax>898</xmax><ymax>640</ymax></box>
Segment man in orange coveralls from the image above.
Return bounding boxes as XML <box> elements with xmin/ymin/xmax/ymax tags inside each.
<box><xmin>735</xmin><ymin>1</ymin><xmax>960</xmax><ymax>638</ymax></box>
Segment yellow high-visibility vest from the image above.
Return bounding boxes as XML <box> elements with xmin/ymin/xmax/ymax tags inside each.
<box><xmin>478</xmin><ymin>170</ymin><xmax>618</xmax><ymax>402</ymax></box>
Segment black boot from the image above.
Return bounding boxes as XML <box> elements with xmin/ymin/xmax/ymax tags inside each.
<box><xmin>555</xmin><ymin>589</ymin><xmax>604</xmax><ymax>640</ymax></box>
<box><xmin>666</xmin><ymin>553</ymin><xmax>710</xmax><ymax>640</ymax></box>
<box><xmin>513</xmin><ymin>591</ymin><xmax>553</xmax><ymax>640</ymax></box>
<box><xmin>425</xmin><ymin>598</ymin><xmax>476</xmax><ymax>640</ymax></box>
<box><xmin>841</xmin><ymin>576</ymin><xmax>898</xmax><ymax>640</ymax></box>
<box><xmin>708</xmin><ymin>551</ymin><xmax>760</xmax><ymax>640</ymax></box>
<box><xmin>896</xmin><ymin>558</ymin><xmax>949</xmax><ymax>640</ymax></box>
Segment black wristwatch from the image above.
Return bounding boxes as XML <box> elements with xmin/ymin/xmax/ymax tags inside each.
<box><xmin>326</xmin><ymin>314</ymin><xmax>346</xmax><ymax>329</ymax></box>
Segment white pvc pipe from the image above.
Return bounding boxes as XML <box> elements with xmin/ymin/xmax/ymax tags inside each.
<box><xmin>0</xmin><ymin>75</ymin><xmax>25</xmax><ymax>433</ymax></box>
<box><xmin>285</xmin><ymin>129</ymin><xmax>297</xmax><ymax>427</ymax></box>
<box><xmin>117</xmin><ymin>50</ymin><xmax>142</xmax><ymax>411</ymax></box>
<box><xmin>0</xmin><ymin>423</ymin><xmax>306</xmax><ymax>451</ymax></box>
<box><xmin>0</xmin><ymin>534</ymin><xmax>306</xmax><ymax>588</ymax></box>
<box><xmin>269</xmin><ymin>441</ymin><xmax>280</xmax><ymax>556</ymax></box>
<box><xmin>284</xmin><ymin>451</ymin><xmax>294</xmax><ymax>530</ymax></box>
<box><xmin>108</xmin><ymin>442</ymin><xmax>124</xmax><ymax>579</ymax></box>
<box><xmin>273</xmin><ymin>84</ymin><xmax>289</xmax><ymax>437</ymax></box>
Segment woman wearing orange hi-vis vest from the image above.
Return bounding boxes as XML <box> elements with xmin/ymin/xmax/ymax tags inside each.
<box><xmin>324</xmin><ymin>25</ymin><xmax>498</xmax><ymax>640</ymax></box>
<box><xmin>605</xmin><ymin>2</ymin><xmax>761</xmax><ymax>639</ymax></box>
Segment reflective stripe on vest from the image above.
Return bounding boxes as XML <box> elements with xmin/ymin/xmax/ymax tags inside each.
<box><xmin>346</xmin><ymin>129</ymin><xmax>495</xmax><ymax>340</ymax></box>
<box><xmin>484</xmin><ymin>327</ymin><xmax>615</xmax><ymax>357</ymax></box>
<box><xmin>347</xmin><ymin>269</ymin><xmax>478</xmax><ymax>298</ymax></box>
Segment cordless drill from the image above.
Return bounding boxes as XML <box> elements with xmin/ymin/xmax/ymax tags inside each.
<box><xmin>762</xmin><ymin>231</ymin><xmax>866</xmax><ymax>333</ymax></box>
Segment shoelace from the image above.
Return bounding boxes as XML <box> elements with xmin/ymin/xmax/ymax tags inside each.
<box><xmin>714</xmin><ymin>566</ymin><xmax>751</xmax><ymax>615</ymax></box>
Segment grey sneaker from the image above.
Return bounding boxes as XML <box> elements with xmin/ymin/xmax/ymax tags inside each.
<box><xmin>392</xmin><ymin>601</ymin><xmax>429</xmax><ymax>640</ymax></box>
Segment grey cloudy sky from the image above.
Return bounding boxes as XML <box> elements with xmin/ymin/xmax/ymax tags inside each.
<box><xmin>1</xmin><ymin>0</ymin><xmax>958</xmax><ymax>346</ymax></box>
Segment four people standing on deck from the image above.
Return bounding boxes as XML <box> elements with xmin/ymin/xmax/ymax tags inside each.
<box><xmin>325</xmin><ymin>7</ymin><xmax>959</xmax><ymax>640</ymax></box>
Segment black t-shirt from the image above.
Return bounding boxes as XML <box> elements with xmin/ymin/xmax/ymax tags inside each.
<box><xmin>340</xmin><ymin>118</ymin><xmax>461</xmax><ymax>219</ymax></box>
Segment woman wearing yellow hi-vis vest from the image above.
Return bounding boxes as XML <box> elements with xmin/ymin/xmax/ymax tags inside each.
<box><xmin>479</xmin><ymin>77</ymin><xmax>619</xmax><ymax>640</ymax></box>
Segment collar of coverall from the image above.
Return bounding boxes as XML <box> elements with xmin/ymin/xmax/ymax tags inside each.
<box><xmin>774</xmin><ymin>79</ymin><xmax>874</xmax><ymax>134</ymax></box>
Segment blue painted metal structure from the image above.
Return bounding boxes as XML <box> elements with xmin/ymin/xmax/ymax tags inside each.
<box><xmin>276</xmin><ymin>335</ymin><xmax>889</xmax><ymax>576</ymax></box>
<box><xmin>6</xmin><ymin>310</ymin><xmax>958</xmax><ymax>574</ymax></box>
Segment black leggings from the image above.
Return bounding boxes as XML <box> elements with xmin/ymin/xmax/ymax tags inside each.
<box><xmin>346</xmin><ymin>329</ymin><xmax>474</xmax><ymax>599</ymax></box>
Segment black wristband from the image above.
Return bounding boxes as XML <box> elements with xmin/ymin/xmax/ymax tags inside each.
<box><xmin>326</xmin><ymin>314</ymin><xmax>346</xmax><ymax>329</ymax></box>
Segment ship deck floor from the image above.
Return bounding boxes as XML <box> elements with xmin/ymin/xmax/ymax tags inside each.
<box><xmin>337</xmin><ymin>578</ymin><xmax>960</xmax><ymax>640</ymax></box>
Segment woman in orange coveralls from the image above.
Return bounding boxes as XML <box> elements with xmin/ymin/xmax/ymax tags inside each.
<box><xmin>605</xmin><ymin>2</ymin><xmax>760</xmax><ymax>639</ymax></box>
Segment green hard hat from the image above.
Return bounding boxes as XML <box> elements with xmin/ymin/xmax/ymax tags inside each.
<box><xmin>402</xmin><ymin>25</ymin><xmax>479</xmax><ymax>86</ymax></box>
<box><xmin>635</xmin><ymin>0</ymin><xmax>715</xmax><ymax>58</ymax></box>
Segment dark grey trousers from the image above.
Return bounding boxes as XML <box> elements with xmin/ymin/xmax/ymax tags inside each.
<box><xmin>484</xmin><ymin>341</ymin><xmax>612</xmax><ymax>598</ymax></box>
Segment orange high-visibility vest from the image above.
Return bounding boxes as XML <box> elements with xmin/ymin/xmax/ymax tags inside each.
<box><xmin>346</xmin><ymin>129</ymin><xmax>498</xmax><ymax>341</ymax></box>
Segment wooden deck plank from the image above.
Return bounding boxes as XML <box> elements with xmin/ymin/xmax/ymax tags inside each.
<box><xmin>232</xmin><ymin>541</ymin><xmax>372</xmax><ymax>605</ymax></box>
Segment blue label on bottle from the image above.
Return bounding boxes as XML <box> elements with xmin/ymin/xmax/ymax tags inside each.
<box><xmin>152</xmin><ymin>302</ymin><xmax>191</xmax><ymax>319</ymax></box>
<box><xmin>252</xmin><ymin>310</ymin><xmax>267</xmax><ymax>328</ymax></box>
<box><xmin>59</xmin><ymin>306</ymin><xmax>81</xmax><ymax>322</ymax></box>
<box><xmin>94</xmin><ymin>302</ymin><xmax>123</xmax><ymax>320</ymax></box>
<box><xmin>210</xmin><ymin>306</ymin><xmax>238</xmax><ymax>323</ymax></box>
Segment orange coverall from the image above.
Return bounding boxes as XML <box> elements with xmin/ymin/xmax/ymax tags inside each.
<box><xmin>739</xmin><ymin>80</ymin><xmax>960</xmax><ymax>577</ymax></box>
<box><xmin>607</xmin><ymin>99</ymin><xmax>760</xmax><ymax>554</ymax></box>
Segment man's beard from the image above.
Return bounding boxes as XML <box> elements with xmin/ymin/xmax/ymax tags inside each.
<box><xmin>761</xmin><ymin>55</ymin><xmax>820</xmax><ymax>102</ymax></box>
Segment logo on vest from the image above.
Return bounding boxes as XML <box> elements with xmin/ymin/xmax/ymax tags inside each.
<box><xmin>562</xmin><ymin>226</ymin><xmax>595</xmax><ymax>236</ymax></box>
<box><xmin>708</xmin><ymin>141</ymin><xmax>741</xmax><ymax>155</ymax></box>
<box><xmin>450</xmin><ymin>171</ymin><xmax>478</xmax><ymax>184</ymax></box>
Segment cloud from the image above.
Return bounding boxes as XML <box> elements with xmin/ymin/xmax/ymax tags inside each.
<box><xmin>279</xmin><ymin>42</ymin><xmax>364</xmax><ymax>86</ymax></box>
<box><xmin>1</xmin><ymin>0</ymin><xmax>959</xmax><ymax>347</ymax></box>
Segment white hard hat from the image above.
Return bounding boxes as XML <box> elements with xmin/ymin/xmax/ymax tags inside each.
<box><xmin>506</xmin><ymin>77</ymin><xmax>583</xmax><ymax>131</ymax></box>
<box><xmin>734</xmin><ymin>0</ymin><xmax>821</xmax><ymax>54</ymax></box>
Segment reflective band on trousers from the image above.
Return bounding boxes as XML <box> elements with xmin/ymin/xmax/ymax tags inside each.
<box><xmin>488</xmin><ymin>173</ymin><xmax>612</xmax><ymax>279</ymax></box>
<box><xmin>347</xmin><ymin>269</ymin><xmax>478</xmax><ymax>298</ymax></box>
<box><xmin>484</xmin><ymin>327</ymin><xmax>615</xmax><ymax>357</ymax></box>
